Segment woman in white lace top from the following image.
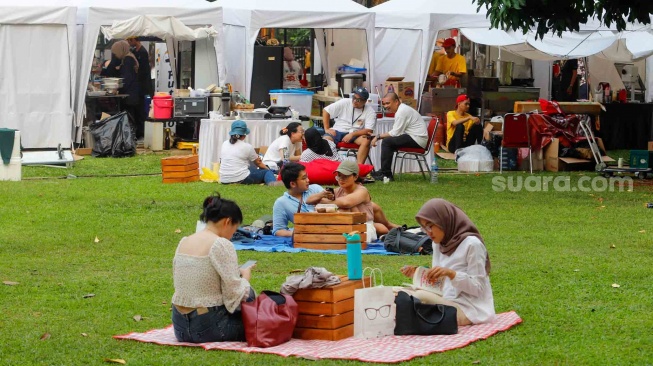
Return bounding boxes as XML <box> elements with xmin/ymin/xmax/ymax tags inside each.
<box><xmin>171</xmin><ymin>194</ymin><xmax>256</xmax><ymax>342</ymax></box>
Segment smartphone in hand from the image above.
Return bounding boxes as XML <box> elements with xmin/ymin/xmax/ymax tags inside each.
<box><xmin>239</xmin><ymin>260</ymin><xmax>257</xmax><ymax>269</ymax></box>
<box><xmin>325</xmin><ymin>187</ymin><xmax>335</xmax><ymax>194</ymax></box>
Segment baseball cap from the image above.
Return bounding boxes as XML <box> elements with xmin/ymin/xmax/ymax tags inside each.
<box><xmin>442</xmin><ymin>38</ymin><xmax>456</xmax><ymax>48</ymax></box>
<box><xmin>352</xmin><ymin>87</ymin><xmax>369</xmax><ymax>101</ymax></box>
<box><xmin>334</xmin><ymin>160</ymin><xmax>359</xmax><ymax>176</ymax></box>
<box><xmin>229</xmin><ymin>120</ymin><xmax>250</xmax><ymax>136</ymax></box>
<box><xmin>456</xmin><ymin>94</ymin><xmax>469</xmax><ymax>104</ymax></box>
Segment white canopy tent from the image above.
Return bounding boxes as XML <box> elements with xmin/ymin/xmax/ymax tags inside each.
<box><xmin>101</xmin><ymin>15</ymin><xmax>218</xmax><ymax>42</ymax></box>
<box><xmin>218</xmin><ymin>0</ymin><xmax>375</xmax><ymax>99</ymax></box>
<box><xmin>459</xmin><ymin>28</ymin><xmax>653</xmax><ymax>62</ymax></box>
<box><xmin>0</xmin><ymin>3</ymin><xmax>77</xmax><ymax>148</ymax></box>
<box><xmin>374</xmin><ymin>0</ymin><xmax>653</xmax><ymax>102</ymax></box>
<box><xmin>372</xmin><ymin>0</ymin><xmax>491</xmax><ymax>97</ymax></box>
<box><xmin>77</xmin><ymin>0</ymin><xmax>224</xmax><ymax>142</ymax></box>
<box><xmin>460</xmin><ymin>27</ymin><xmax>653</xmax><ymax>98</ymax></box>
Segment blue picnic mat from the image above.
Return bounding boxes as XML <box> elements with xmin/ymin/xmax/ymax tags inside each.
<box><xmin>233</xmin><ymin>235</ymin><xmax>397</xmax><ymax>255</ymax></box>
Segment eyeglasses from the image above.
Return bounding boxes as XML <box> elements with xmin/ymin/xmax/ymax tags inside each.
<box><xmin>364</xmin><ymin>305</ymin><xmax>391</xmax><ymax>320</ymax></box>
<box><xmin>421</xmin><ymin>223</ymin><xmax>434</xmax><ymax>234</ymax></box>
<box><xmin>335</xmin><ymin>173</ymin><xmax>353</xmax><ymax>181</ymax></box>
<box><xmin>352</xmin><ymin>97</ymin><xmax>365</xmax><ymax>102</ymax></box>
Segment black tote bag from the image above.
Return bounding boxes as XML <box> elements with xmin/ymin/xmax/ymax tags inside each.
<box><xmin>394</xmin><ymin>291</ymin><xmax>458</xmax><ymax>335</ymax></box>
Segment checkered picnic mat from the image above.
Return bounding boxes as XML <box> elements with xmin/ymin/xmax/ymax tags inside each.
<box><xmin>114</xmin><ymin>311</ymin><xmax>521</xmax><ymax>363</ymax></box>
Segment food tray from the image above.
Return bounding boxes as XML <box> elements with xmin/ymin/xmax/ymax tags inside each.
<box><xmin>87</xmin><ymin>91</ymin><xmax>107</xmax><ymax>97</ymax></box>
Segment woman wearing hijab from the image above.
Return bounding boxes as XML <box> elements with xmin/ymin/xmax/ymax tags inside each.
<box><xmin>110</xmin><ymin>40</ymin><xmax>141</xmax><ymax>136</ymax></box>
<box><xmin>282</xmin><ymin>47</ymin><xmax>302</xmax><ymax>89</ymax></box>
<box><xmin>400</xmin><ymin>198</ymin><xmax>496</xmax><ymax>325</ymax></box>
<box><xmin>300</xmin><ymin>127</ymin><xmax>343</xmax><ymax>163</ymax></box>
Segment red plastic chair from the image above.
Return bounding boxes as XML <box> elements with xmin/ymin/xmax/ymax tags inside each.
<box><xmin>392</xmin><ymin>117</ymin><xmax>439</xmax><ymax>180</ymax></box>
<box><xmin>500</xmin><ymin>113</ymin><xmax>532</xmax><ymax>174</ymax></box>
<box><xmin>336</xmin><ymin>141</ymin><xmax>374</xmax><ymax>167</ymax></box>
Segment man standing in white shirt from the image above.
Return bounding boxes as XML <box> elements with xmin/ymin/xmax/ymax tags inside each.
<box><xmin>322</xmin><ymin>87</ymin><xmax>376</xmax><ymax>165</ymax></box>
<box><xmin>371</xmin><ymin>93</ymin><xmax>428</xmax><ymax>181</ymax></box>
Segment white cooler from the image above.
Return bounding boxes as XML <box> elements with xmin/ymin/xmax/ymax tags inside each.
<box><xmin>0</xmin><ymin>130</ymin><xmax>21</xmax><ymax>181</ymax></box>
<box><xmin>269</xmin><ymin>89</ymin><xmax>314</xmax><ymax>117</ymax></box>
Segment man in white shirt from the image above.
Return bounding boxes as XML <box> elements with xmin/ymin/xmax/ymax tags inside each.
<box><xmin>371</xmin><ymin>93</ymin><xmax>428</xmax><ymax>181</ymax></box>
<box><xmin>322</xmin><ymin>87</ymin><xmax>376</xmax><ymax>164</ymax></box>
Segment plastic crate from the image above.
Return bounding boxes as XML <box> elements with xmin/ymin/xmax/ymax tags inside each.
<box><xmin>629</xmin><ymin>150</ymin><xmax>650</xmax><ymax>169</ymax></box>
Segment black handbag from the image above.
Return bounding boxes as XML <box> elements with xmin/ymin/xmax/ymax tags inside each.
<box><xmin>394</xmin><ymin>291</ymin><xmax>458</xmax><ymax>335</ymax></box>
<box><xmin>383</xmin><ymin>227</ymin><xmax>433</xmax><ymax>255</ymax></box>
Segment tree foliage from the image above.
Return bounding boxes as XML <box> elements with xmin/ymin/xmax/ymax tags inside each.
<box><xmin>472</xmin><ymin>0</ymin><xmax>652</xmax><ymax>39</ymax></box>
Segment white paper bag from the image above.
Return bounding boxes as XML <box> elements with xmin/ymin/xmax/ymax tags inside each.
<box><xmin>353</xmin><ymin>268</ymin><xmax>396</xmax><ymax>339</ymax></box>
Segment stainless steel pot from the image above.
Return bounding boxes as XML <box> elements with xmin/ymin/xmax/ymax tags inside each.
<box><xmin>337</xmin><ymin>73</ymin><xmax>364</xmax><ymax>94</ymax></box>
<box><xmin>493</xmin><ymin>61</ymin><xmax>514</xmax><ymax>86</ymax></box>
<box><xmin>208</xmin><ymin>94</ymin><xmax>222</xmax><ymax>112</ymax></box>
<box><xmin>208</xmin><ymin>93</ymin><xmax>231</xmax><ymax>115</ymax></box>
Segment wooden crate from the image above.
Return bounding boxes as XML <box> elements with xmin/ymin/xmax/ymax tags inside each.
<box><xmin>296</xmin><ymin>311</ymin><xmax>354</xmax><ymax>329</ymax></box>
<box><xmin>293</xmin><ymin>276</ymin><xmax>370</xmax><ymax>303</ymax></box>
<box><xmin>161</xmin><ymin>155</ymin><xmax>198</xmax><ymax>166</ymax></box>
<box><xmin>161</xmin><ymin>155</ymin><xmax>199</xmax><ymax>184</ymax></box>
<box><xmin>293</xmin><ymin>324</ymin><xmax>354</xmax><ymax>341</ymax></box>
<box><xmin>292</xmin><ymin>277</ymin><xmax>369</xmax><ymax>341</ymax></box>
<box><xmin>293</xmin><ymin>213</ymin><xmax>367</xmax><ymax>250</ymax></box>
<box><xmin>294</xmin><ymin>212</ymin><xmax>366</xmax><ymax>225</ymax></box>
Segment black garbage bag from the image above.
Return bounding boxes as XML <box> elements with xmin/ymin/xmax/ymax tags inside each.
<box><xmin>89</xmin><ymin>111</ymin><xmax>136</xmax><ymax>157</ymax></box>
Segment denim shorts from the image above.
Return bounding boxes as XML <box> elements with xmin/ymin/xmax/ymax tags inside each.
<box><xmin>172</xmin><ymin>288</ymin><xmax>256</xmax><ymax>343</ymax></box>
<box><xmin>327</xmin><ymin>130</ymin><xmax>357</xmax><ymax>144</ymax></box>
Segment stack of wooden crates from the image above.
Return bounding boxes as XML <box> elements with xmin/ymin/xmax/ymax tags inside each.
<box><xmin>293</xmin><ymin>212</ymin><xmax>367</xmax><ymax>250</ymax></box>
<box><xmin>161</xmin><ymin>155</ymin><xmax>199</xmax><ymax>183</ymax></box>
<box><xmin>292</xmin><ymin>276</ymin><xmax>370</xmax><ymax>341</ymax></box>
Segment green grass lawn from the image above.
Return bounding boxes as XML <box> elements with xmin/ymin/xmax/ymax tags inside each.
<box><xmin>1</xmin><ymin>152</ymin><xmax>652</xmax><ymax>365</ymax></box>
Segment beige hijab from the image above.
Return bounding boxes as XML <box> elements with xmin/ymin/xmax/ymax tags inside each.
<box><xmin>111</xmin><ymin>40</ymin><xmax>139</xmax><ymax>73</ymax></box>
<box><xmin>415</xmin><ymin>198</ymin><xmax>491</xmax><ymax>273</ymax></box>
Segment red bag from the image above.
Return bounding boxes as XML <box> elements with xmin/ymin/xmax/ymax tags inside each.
<box><xmin>241</xmin><ymin>290</ymin><xmax>298</xmax><ymax>347</ymax></box>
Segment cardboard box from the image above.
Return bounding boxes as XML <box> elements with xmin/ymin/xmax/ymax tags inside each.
<box><xmin>648</xmin><ymin>141</ymin><xmax>653</xmax><ymax>151</ymax></box>
<box><xmin>384</xmin><ymin>77</ymin><xmax>416</xmax><ymax>100</ymax></box>
<box><xmin>544</xmin><ymin>138</ymin><xmax>614</xmax><ymax>172</ymax></box>
<box><xmin>402</xmin><ymin>98</ymin><xmax>417</xmax><ymax>109</ymax></box>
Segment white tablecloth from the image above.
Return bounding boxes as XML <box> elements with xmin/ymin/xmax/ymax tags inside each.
<box><xmin>199</xmin><ymin>119</ymin><xmax>303</xmax><ymax>170</ymax></box>
<box><xmin>198</xmin><ymin>117</ymin><xmax>433</xmax><ymax>173</ymax></box>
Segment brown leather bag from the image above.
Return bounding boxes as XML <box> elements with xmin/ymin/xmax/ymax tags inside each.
<box><xmin>241</xmin><ymin>290</ymin><xmax>298</xmax><ymax>347</ymax></box>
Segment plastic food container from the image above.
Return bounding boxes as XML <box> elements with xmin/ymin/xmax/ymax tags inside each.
<box><xmin>269</xmin><ymin>89</ymin><xmax>314</xmax><ymax>118</ymax></box>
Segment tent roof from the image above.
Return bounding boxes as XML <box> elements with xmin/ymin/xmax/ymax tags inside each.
<box><xmin>217</xmin><ymin>0</ymin><xmax>369</xmax><ymax>13</ymax></box>
<box><xmin>0</xmin><ymin>3</ymin><xmax>76</xmax><ymax>24</ymax></box>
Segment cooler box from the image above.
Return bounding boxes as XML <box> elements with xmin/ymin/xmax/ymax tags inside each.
<box><xmin>269</xmin><ymin>89</ymin><xmax>314</xmax><ymax>118</ymax></box>
<box><xmin>0</xmin><ymin>129</ymin><xmax>21</xmax><ymax>181</ymax></box>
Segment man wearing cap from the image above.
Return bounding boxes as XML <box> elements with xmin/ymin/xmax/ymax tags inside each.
<box><xmin>370</xmin><ymin>92</ymin><xmax>428</xmax><ymax>181</ymax></box>
<box><xmin>322</xmin><ymin>87</ymin><xmax>376</xmax><ymax>165</ymax></box>
<box><xmin>446</xmin><ymin>94</ymin><xmax>483</xmax><ymax>153</ymax></box>
<box><xmin>432</xmin><ymin>38</ymin><xmax>467</xmax><ymax>87</ymax></box>
<box><xmin>325</xmin><ymin>160</ymin><xmax>399</xmax><ymax>239</ymax></box>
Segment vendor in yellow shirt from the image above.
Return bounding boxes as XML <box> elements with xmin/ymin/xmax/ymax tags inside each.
<box><xmin>446</xmin><ymin>94</ymin><xmax>483</xmax><ymax>153</ymax></box>
<box><xmin>432</xmin><ymin>38</ymin><xmax>467</xmax><ymax>87</ymax></box>
<box><xmin>427</xmin><ymin>39</ymin><xmax>445</xmax><ymax>77</ymax></box>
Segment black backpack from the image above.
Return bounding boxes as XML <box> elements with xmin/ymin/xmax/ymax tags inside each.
<box><xmin>383</xmin><ymin>227</ymin><xmax>433</xmax><ymax>255</ymax></box>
